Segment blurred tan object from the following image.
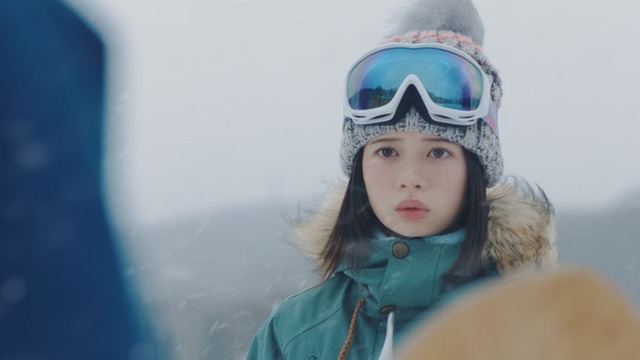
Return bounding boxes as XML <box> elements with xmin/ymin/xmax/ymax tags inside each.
<box><xmin>398</xmin><ymin>268</ymin><xmax>640</xmax><ymax>360</ymax></box>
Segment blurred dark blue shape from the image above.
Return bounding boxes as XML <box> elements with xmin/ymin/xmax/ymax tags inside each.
<box><xmin>0</xmin><ymin>1</ymin><xmax>160</xmax><ymax>359</ymax></box>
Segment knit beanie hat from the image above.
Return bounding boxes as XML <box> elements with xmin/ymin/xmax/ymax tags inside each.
<box><xmin>340</xmin><ymin>0</ymin><xmax>503</xmax><ymax>187</ymax></box>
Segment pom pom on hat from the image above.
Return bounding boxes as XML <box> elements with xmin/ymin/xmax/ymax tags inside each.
<box><xmin>389</xmin><ymin>0</ymin><xmax>485</xmax><ymax>46</ymax></box>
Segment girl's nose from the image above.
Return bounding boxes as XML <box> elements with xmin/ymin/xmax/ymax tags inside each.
<box><xmin>398</xmin><ymin>166</ymin><xmax>426</xmax><ymax>190</ymax></box>
<box><xmin>400</xmin><ymin>182</ymin><xmax>422</xmax><ymax>189</ymax></box>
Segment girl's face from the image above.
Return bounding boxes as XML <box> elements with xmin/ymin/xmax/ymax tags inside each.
<box><xmin>362</xmin><ymin>131</ymin><xmax>467</xmax><ymax>238</ymax></box>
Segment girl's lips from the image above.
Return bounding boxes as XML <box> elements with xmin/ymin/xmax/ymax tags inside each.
<box><xmin>396</xmin><ymin>200</ymin><xmax>429</xmax><ymax>221</ymax></box>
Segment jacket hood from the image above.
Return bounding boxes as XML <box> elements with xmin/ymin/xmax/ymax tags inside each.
<box><xmin>294</xmin><ymin>177</ymin><xmax>557</xmax><ymax>274</ymax></box>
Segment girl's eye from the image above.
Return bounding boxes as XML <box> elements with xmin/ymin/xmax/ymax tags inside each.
<box><xmin>376</xmin><ymin>147</ymin><xmax>397</xmax><ymax>158</ymax></box>
<box><xmin>429</xmin><ymin>148</ymin><xmax>451</xmax><ymax>159</ymax></box>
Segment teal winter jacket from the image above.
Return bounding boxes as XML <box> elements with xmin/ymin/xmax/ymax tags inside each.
<box><xmin>247</xmin><ymin>180</ymin><xmax>556</xmax><ymax>359</ymax></box>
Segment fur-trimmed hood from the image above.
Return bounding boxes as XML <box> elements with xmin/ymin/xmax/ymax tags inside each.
<box><xmin>295</xmin><ymin>177</ymin><xmax>557</xmax><ymax>274</ymax></box>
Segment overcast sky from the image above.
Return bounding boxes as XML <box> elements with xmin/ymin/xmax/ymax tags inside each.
<box><xmin>67</xmin><ymin>0</ymin><xmax>640</xmax><ymax>227</ymax></box>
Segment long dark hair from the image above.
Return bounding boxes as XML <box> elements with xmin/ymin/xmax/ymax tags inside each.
<box><xmin>320</xmin><ymin>146</ymin><xmax>490</xmax><ymax>283</ymax></box>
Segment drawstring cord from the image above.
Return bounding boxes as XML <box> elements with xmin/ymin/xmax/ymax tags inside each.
<box><xmin>337</xmin><ymin>298</ymin><xmax>395</xmax><ymax>360</ymax></box>
<box><xmin>338</xmin><ymin>298</ymin><xmax>366</xmax><ymax>360</ymax></box>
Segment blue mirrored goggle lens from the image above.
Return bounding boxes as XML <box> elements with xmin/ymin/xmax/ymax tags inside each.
<box><xmin>347</xmin><ymin>47</ymin><xmax>485</xmax><ymax>111</ymax></box>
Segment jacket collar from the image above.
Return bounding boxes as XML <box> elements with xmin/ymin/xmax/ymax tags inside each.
<box><xmin>337</xmin><ymin>229</ymin><xmax>467</xmax><ymax>319</ymax></box>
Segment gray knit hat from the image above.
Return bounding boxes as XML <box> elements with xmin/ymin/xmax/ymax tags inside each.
<box><xmin>340</xmin><ymin>0</ymin><xmax>503</xmax><ymax>187</ymax></box>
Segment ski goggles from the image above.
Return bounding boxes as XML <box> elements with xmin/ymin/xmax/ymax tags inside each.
<box><xmin>344</xmin><ymin>43</ymin><xmax>497</xmax><ymax>130</ymax></box>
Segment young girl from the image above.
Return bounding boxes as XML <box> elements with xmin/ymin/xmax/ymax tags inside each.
<box><xmin>247</xmin><ymin>0</ymin><xmax>556</xmax><ymax>359</ymax></box>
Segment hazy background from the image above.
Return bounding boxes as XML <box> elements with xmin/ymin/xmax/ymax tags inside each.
<box><xmin>67</xmin><ymin>0</ymin><xmax>640</xmax><ymax>227</ymax></box>
<box><xmin>62</xmin><ymin>0</ymin><xmax>639</xmax><ymax>359</ymax></box>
